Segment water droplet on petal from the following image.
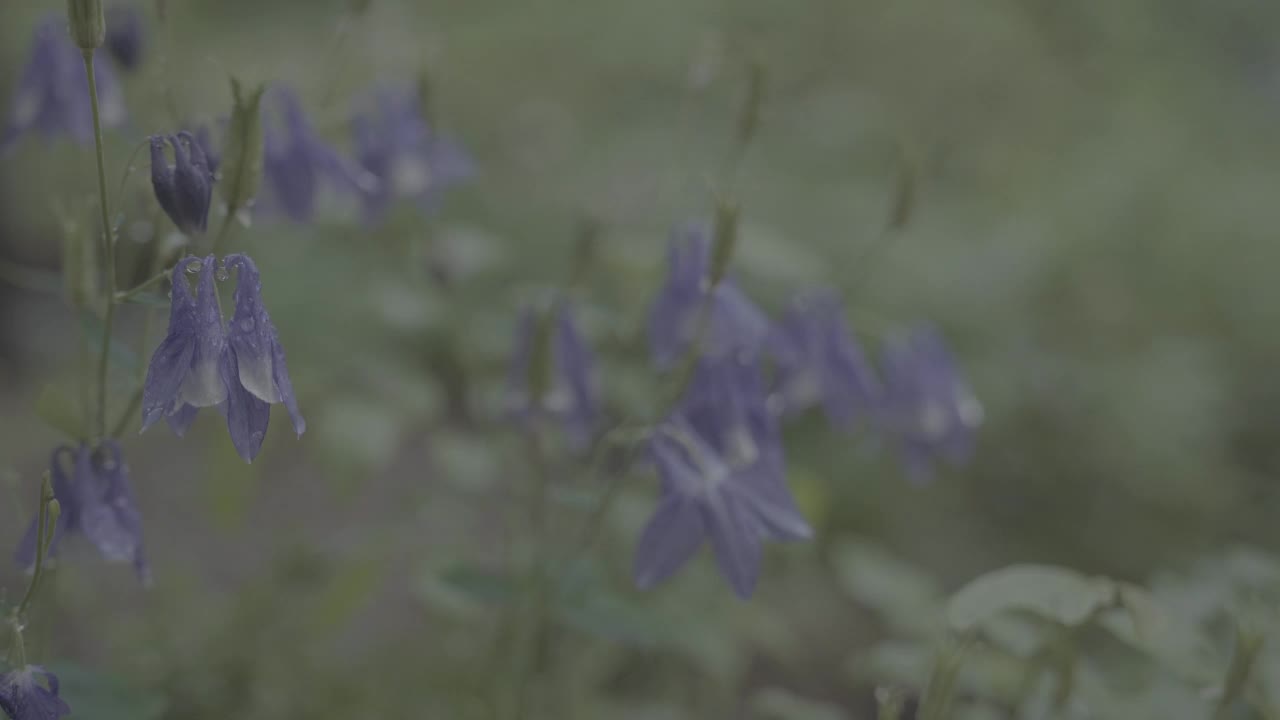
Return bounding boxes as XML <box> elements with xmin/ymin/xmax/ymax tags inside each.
<box><xmin>186</xmin><ymin>260</ymin><xmax>202</xmax><ymax>274</ymax></box>
<box><xmin>216</xmin><ymin>267</ymin><xmax>230</xmax><ymax>282</ymax></box>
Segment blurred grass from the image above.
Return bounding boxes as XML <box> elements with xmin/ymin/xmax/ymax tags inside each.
<box><xmin>2</xmin><ymin>0</ymin><xmax>1280</xmax><ymax>717</ymax></box>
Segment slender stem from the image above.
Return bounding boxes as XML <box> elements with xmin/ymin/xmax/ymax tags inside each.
<box><xmin>211</xmin><ymin>208</ymin><xmax>236</xmax><ymax>256</ymax></box>
<box><xmin>15</xmin><ymin>478</ymin><xmax>54</xmax><ymax>618</ymax></box>
<box><xmin>115</xmin><ymin>268</ymin><xmax>168</xmax><ymax>302</ymax></box>
<box><xmin>84</xmin><ymin>50</ymin><xmax>117</xmax><ymax>440</ymax></box>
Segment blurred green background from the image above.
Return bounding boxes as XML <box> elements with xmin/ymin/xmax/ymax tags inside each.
<box><xmin>3</xmin><ymin>0</ymin><xmax>1280</xmax><ymax>718</ymax></box>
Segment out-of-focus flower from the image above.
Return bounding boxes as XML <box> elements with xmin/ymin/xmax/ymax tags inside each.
<box><xmin>14</xmin><ymin>442</ymin><xmax>148</xmax><ymax>583</ymax></box>
<box><xmin>351</xmin><ymin>86</ymin><xmax>475</xmax><ymax>222</ymax></box>
<box><xmin>1</xmin><ymin>16</ymin><xmax>126</xmax><ymax>153</ymax></box>
<box><xmin>150</xmin><ymin>133</ymin><xmax>215</xmax><ymax>235</ymax></box>
<box><xmin>504</xmin><ymin>299</ymin><xmax>598</xmax><ymax>450</ymax></box>
<box><xmin>262</xmin><ymin>86</ymin><xmax>366</xmax><ymax>222</ymax></box>
<box><xmin>0</xmin><ymin>666</ymin><xmax>71</xmax><ymax>720</ymax></box>
<box><xmin>222</xmin><ymin>253</ymin><xmax>305</xmax><ymax>462</ymax></box>
<box><xmin>104</xmin><ymin>3</ymin><xmax>145</xmax><ymax>70</ymax></box>
<box><xmin>141</xmin><ymin>256</ymin><xmax>226</xmax><ymax>434</ymax></box>
<box><xmin>877</xmin><ymin>325</ymin><xmax>983</xmax><ymax>483</ymax></box>
<box><xmin>634</xmin><ymin>357</ymin><xmax>811</xmax><ymax>599</ymax></box>
<box><xmin>649</xmin><ymin>221</ymin><xmax>768</xmax><ymax>369</ymax></box>
<box><xmin>192</xmin><ymin>123</ymin><xmax>221</xmax><ymax>176</ymax></box>
<box><xmin>768</xmin><ymin>290</ymin><xmax>880</xmax><ymax>428</ymax></box>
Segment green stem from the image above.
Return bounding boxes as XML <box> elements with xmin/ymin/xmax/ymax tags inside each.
<box><xmin>211</xmin><ymin>207</ymin><xmax>236</xmax><ymax>256</ymax></box>
<box><xmin>83</xmin><ymin>50</ymin><xmax>117</xmax><ymax>440</ymax></box>
<box><xmin>115</xmin><ymin>267</ymin><xmax>168</xmax><ymax>302</ymax></box>
<box><xmin>16</xmin><ymin>477</ymin><xmax>54</xmax><ymax>618</ymax></box>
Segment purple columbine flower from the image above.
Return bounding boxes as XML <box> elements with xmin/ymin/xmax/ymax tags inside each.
<box><xmin>633</xmin><ymin>357</ymin><xmax>811</xmax><ymax>599</ymax></box>
<box><xmin>141</xmin><ymin>256</ymin><xmax>227</xmax><ymax>434</ymax></box>
<box><xmin>105</xmin><ymin>4</ymin><xmax>145</xmax><ymax>71</ymax></box>
<box><xmin>648</xmin><ymin>221</ymin><xmax>769</xmax><ymax>370</ymax></box>
<box><xmin>768</xmin><ymin>290</ymin><xmax>880</xmax><ymax>428</ymax></box>
<box><xmin>150</xmin><ymin>132</ymin><xmax>215</xmax><ymax>235</ymax></box>
<box><xmin>222</xmin><ymin>253</ymin><xmax>305</xmax><ymax>462</ymax></box>
<box><xmin>14</xmin><ymin>442</ymin><xmax>149</xmax><ymax>583</ymax></box>
<box><xmin>1</xmin><ymin>16</ymin><xmax>126</xmax><ymax>154</ymax></box>
<box><xmin>877</xmin><ymin>325</ymin><xmax>984</xmax><ymax>483</ymax></box>
<box><xmin>504</xmin><ymin>299</ymin><xmax>599</xmax><ymax>450</ymax></box>
<box><xmin>0</xmin><ymin>667</ymin><xmax>71</xmax><ymax>720</ymax></box>
<box><xmin>262</xmin><ymin>86</ymin><xmax>367</xmax><ymax>223</ymax></box>
<box><xmin>351</xmin><ymin>87</ymin><xmax>475</xmax><ymax>222</ymax></box>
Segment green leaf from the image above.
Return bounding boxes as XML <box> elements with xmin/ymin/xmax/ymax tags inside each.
<box><xmin>80</xmin><ymin>310</ymin><xmax>140</xmax><ymax>372</ymax></box>
<box><xmin>1095</xmin><ymin>583</ymin><xmax>1217</xmax><ymax>684</ymax></box>
<box><xmin>946</xmin><ymin>564</ymin><xmax>1117</xmax><ymax>632</ymax></box>
<box><xmin>34</xmin><ymin>383</ymin><xmax>85</xmax><ymax>439</ymax></box>
<box><xmin>555</xmin><ymin>590</ymin><xmax>668</xmax><ymax>647</ymax></box>
<box><xmin>438</xmin><ymin>565</ymin><xmax>515</xmax><ymax>606</ymax></box>
<box><xmin>831</xmin><ymin>538</ymin><xmax>943</xmax><ymax>636</ymax></box>
<box><xmin>45</xmin><ymin>663</ymin><xmax>166</xmax><ymax>720</ymax></box>
<box><xmin>751</xmin><ymin>687</ymin><xmax>848</xmax><ymax>720</ymax></box>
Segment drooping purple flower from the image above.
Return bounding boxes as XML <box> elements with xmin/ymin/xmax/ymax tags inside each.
<box><xmin>105</xmin><ymin>4</ymin><xmax>145</xmax><ymax>71</ymax></box>
<box><xmin>150</xmin><ymin>132</ymin><xmax>215</xmax><ymax>235</ymax></box>
<box><xmin>14</xmin><ymin>442</ymin><xmax>149</xmax><ymax>583</ymax></box>
<box><xmin>1</xmin><ymin>16</ymin><xmax>126</xmax><ymax>154</ymax></box>
<box><xmin>0</xmin><ymin>667</ymin><xmax>71</xmax><ymax>720</ymax></box>
<box><xmin>351</xmin><ymin>87</ymin><xmax>475</xmax><ymax>222</ymax></box>
<box><xmin>877</xmin><ymin>325</ymin><xmax>984</xmax><ymax>483</ymax></box>
<box><xmin>768</xmin><ymin>290</ymin><xmax>881</xmax><ymax>428</ymax></box>
<box><xmin>633</xmin><ymin>357</ymin><xmax>811</xmax><ymax>599</ymax></box>
<box><xmin>222</xmin><ymin>253</ymin><xmax>304</xmax><ymax>462</ymax></box>
<box><xmin>504</xmin><ymin>299</ymin><xmax>599</xmax><ymax>450</ymax></box>
<box><xmin>262</xmin><ymin>86</ymin><xmax>367</xmax><ymax>223</ymax></box>
<box><xmin>649</xmin><ymin>221</ymin><xmax>769</xmax><ymax>370</ymax></box>
<box><xmin>141</xmin><ymin>256</ymin><xmax>226</xmax><ymax>434</ymax></box>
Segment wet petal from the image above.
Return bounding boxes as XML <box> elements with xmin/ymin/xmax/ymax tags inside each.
<box><xmin>221</xmin><ymin>349</ymin><xmax>271</xmax><ymax>462</ymax></box>
<box><xmin>704</xmin><ymin>489</ymin><xmax>763</xmax><ymax>599</ymax></box>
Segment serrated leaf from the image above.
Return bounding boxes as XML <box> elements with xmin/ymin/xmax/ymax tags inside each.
<box><xmin>947</xmin><ymin>564</ymin><xmax>1116</xmax><ymax>632</ymax></box>
<box><xmin>35</xmin><ymin>383</ymin><xmax>85</xmax><ymax>439</ymax></box>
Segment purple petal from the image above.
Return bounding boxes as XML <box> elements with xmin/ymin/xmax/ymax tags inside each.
<box><xmin>704</xmin><ymin>490</ymin><xmax>763</xmax><ymax>599</ymax></box>
<box><xmin>633</xmin><ymin>494</ymin><xmax>706</xmax><ymax>590</ymax></box>
<box><xmin>221</xmin><ymin>349</ymin><xmax>271</xmax><ymax>462</ymax></box>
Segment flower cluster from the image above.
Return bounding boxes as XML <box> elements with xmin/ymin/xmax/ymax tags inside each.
<box><xmin>14</xmin><ymin>442</ymin><xmax>148</xmax><ymax>583</ymax></box>
<box><xmin>141</xmin><ymin>254</ymin><xmax>304</xmax><ymax>462</ymax></box>
<box><xmin>631</xmin><ymin>222</ymin><xmax>983</xmax><ymax>597</ymax></box>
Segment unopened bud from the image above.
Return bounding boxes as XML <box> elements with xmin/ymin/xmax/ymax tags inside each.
<box><xmin>886</xmin><ymin>142</ymin><xmax>918</xmax><ymax>231</ymax></box>
<box><xmin>66</xmin><ymin>0</ymin><xmax>106</xmax><ymax>50</ymax></box>
<box><xmin>220</xmin><ymin>77</ymin><xmax>265</xmax><ymax>215</ymax></box>
<box><xmin>527</xmin><ymin>300</ymin><xmax>556</xmax><ymax>405</ymax></box>
<box><xmin>708</xmin><ymin>198</ymin><xmax>739</xmax><ymax>288</ymax></box>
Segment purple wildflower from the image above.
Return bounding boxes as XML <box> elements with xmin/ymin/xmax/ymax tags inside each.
<box><xmin>0</xmin><ymin>667</ymin><xmax>71</xmax><ymax>720</ymax></box>
<box><xmin>150</xmin><ymin>132</ymin><xmax>215</xmax><ymax>235</ymax></box>
<box><xmin>504</xmin><ymin>300</ymin><xmax>599</xmax><ymax>450</ymax></box>
<box><xmin>1</xmin><ymin>16</ymin><xmax>126</xmax><ymax>153</ymax></box>
<box><xmin>648</xmin><ymin>221</ymin><xmax>769</xmax><ymax>369</ymax></box>
<box><xmin>634</xmin><ymin>357</ymin><xmax>811</xmax><ymax>599</ymax></box>
<box><xmin>105</xmin><ymin>4</ymin><xmax>145</xmax><ymax>71</ymax></box>
<box><xmin>14</xmin><ymin>442</ymin><xmax>149</xmax><ymax>583</ymax></box>
<box><xmin>351</xmin><ymin>86</ymin><xmax>475</xmax><ymax>222</ymax></box>
<box><xmin>262</xmin><ymin>86</ymin><xmax>366</xmax><ymax>223</ymax></box>
<box><xmin>141</xmin><ymin>256</ymin><xmax>226</xmax><ymax>434</ymax></box>
<box><xmin>877</xmin><ymin>325</ymin><xmax>984</xmax><ymax>483</ymax></box>
<box><xmin>222</xmin><ymin>253</ymin><xmax>305</xmax><ymax>462</ymax></box>
<box><xmin>768</xmin><ymin>290</ymin><xmax>880</xmax><ymax>428</ymax></box>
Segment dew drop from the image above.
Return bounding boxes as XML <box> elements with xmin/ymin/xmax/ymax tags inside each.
<box><xmin>186</xmin><ymin>260</ymin><xmax>202</xmax><ymax>274</ymax></box>
<box><xmin>216</xmin><ymin>267</ymin><xmax>230</xmax><ymax>282</ymax></box>
<box><xmin>240</xmin><ymin>318</ymin><xmax>255</xmax><ymax>332</ymax></box>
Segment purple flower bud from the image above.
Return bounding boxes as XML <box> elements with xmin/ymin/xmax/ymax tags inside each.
<box><xmin>150</xmin><ymin>132</ymin><xmax>215</xmax><ymax>235</ymax></box>
<box><xmin>877</xmin><ymin>325</ymin><xmax>983</xmax><ymax>483</ymax></box>
<box><xmin>351</xmin><ymin>86</ymin><xmax>475</xmax><ymax>223</ymax></box>
<box><xmin>504</xmin><ymin>300</ymin><xmax>599</xmax><ymax>450</ymax></box>
<box><xmin>222</xmin><ymin>253</ymin><xmax>304</xmax><ymax>462</ymax></box>
<box><xmin>262</xmin><ymin>86</ymin><xmax>365</xmax><ymax>223</ymax></box>
<box><xmin>104</xmin><ymin>3</ymin><xmax>145</xmax><ymax>70</ymax></box>
<box><xmin>14</xmin><ymin>442</ymin><xmax>148</xmax><ymax>583</ymax></box>
<box><xmin>634</xmin><ymin>357</ymin><xmax>810</xmax><ymax>599</ymax></box>
<box><xmin>649</xmin><ymin>221</ymin><xmax>768</xmax><ymax>369</ymax></box>
<box><xmin>141</xmin><ymin>256</ymin><xmax>227</xmax><ymax>433</ymax></box>
<box><xmin>0</xmin><ymin>666</ymin><xmax>71</xmax><ymax>720</ymax></box>
<box><xmin>768</xmin><ymin>290</ymin><xmax>880</xmax><ymax>428</ymax></box>
<box><xmin>2</xmin><ymin>16</ymin><xmax>126</xmax><ymax>154</ymax></box>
